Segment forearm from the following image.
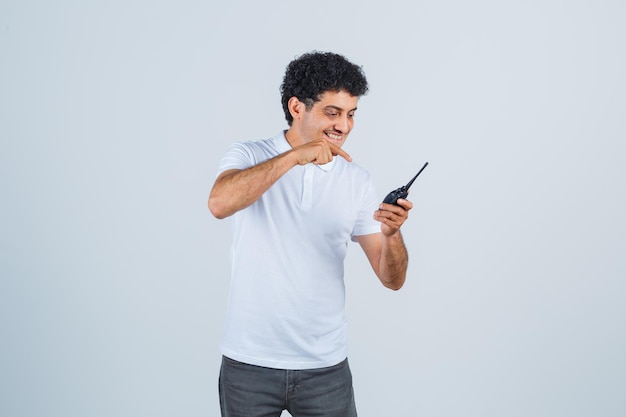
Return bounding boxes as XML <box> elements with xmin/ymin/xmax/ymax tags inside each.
<box><xmin>208</xmin><ymin>150</ymin><xmax>297</xmax><ymax>219</ymax></box>
<box><xmin>379</xmin><ymin>231</ymin><xmax>408</xmax><ymax>290</ymax></box>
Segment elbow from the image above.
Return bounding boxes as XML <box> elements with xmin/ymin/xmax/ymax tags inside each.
<box><xmin>380</xmin><ymin>273</ymin><xmax>406</xmax><ymax>291</ymax></box>
<box><xmin>208</xmin><ymin>183</ymin><xmax>230</xmax><ymax>219</ymax></box>
<box><xmin>383</xmin><ymin>281</ymin><xmax>404</xmax><ymax>291</ymax></box>
<box><xmin>208</xmin><ymin>196</ymin><xmax>229</xmax><ymax>219</ymax></box>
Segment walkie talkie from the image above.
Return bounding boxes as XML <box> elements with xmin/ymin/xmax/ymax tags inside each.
<box><xmin>382</xmin><ymin>162</ymin><xmax>429</xmax><ymax>205</ymax></box>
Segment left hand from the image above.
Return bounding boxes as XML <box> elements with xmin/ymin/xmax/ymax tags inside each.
<box><xmin>374</xmin><ymin>198</ymin><xmax>413</xmax><ymax>236</ymax></box>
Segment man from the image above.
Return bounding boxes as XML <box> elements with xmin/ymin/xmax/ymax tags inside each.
<box><xmin>208</xmin><ymin>51</ymin><xmax>413</xmax><ymax>417</ymax></box>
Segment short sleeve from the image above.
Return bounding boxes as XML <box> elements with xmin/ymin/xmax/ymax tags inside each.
<box><xmin>216</xmin><ymin>142</ymin><xmax>257</xmax><ymax>177</ymax></box>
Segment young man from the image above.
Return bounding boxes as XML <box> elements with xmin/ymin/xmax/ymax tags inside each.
<box><xmin>208</xmin><ymin>51</ymin><xmax>413</xmax><ymax>417</ymax></box>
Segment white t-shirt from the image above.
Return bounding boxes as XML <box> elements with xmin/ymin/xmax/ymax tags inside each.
<box><xmin>217</xmin><ymin>131</ymin><xmax>381</xmax><ymax>370</ymax></box>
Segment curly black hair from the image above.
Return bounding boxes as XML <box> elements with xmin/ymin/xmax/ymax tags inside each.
<box><xmin>280</xmin><ymin>51</ymin><xmax>369</xmax><ymax>126</ymax></box>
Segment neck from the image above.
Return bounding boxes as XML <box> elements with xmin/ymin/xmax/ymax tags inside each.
<box><xmin>284</xmin><ymin>127</ymin><xmax>303</xmax><ymax>148</ymax></box>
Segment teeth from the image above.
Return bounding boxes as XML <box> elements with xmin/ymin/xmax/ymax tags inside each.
<box><xmin>327</xmin><ymin>133</ymin><xmax>342</xmax><ymax>140</ymax></box>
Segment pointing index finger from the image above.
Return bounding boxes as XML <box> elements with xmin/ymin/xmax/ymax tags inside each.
<box><xmin>328</xmin><ymin>142</ymin><xmax>352</xmax><ymax>162</ymax></box>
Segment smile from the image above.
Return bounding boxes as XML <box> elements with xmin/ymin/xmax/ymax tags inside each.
<box><xmin>326</xmin><ymin>132</ymin><xmax>343</xmax><ymax>141</ymax></box>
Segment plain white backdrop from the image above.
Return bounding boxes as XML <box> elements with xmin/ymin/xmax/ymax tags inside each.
<box><xmin>1</xmin><ymin>1</ymin><xmax>625</xmax><ymax>416</ymax></box>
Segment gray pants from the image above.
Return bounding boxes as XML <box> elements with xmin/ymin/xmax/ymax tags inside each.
<box><xmin>219</xmin><ymin>356</ymin><xmax>358</xmax><ymax>417</ymax></box>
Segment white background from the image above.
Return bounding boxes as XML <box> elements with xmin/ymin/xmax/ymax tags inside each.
<box><xmin>1</xmin><ymin>1</ymin><xmax>625</xmax><ymax>416</ymax></box>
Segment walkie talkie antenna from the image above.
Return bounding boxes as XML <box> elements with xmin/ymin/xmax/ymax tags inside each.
<box><xmin>382</xmin><ymin>161</ymin><xmax>430</xmax><ymax>205</ymax></box>
<box><xmin>405</xmin><ymin>162</ymin><xmax>429</xmax><ymax>190</ymax></box>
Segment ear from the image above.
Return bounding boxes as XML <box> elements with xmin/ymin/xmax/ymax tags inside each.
<box><xmin>287</xmin><ymin>97</ymin><xmax>305</xmax><ymax>122</ymax></box>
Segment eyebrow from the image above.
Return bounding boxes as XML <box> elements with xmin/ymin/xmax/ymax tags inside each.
<box><xmin>324</xmin><ymin>105</ymin><xmax>358</xmax><ymax>112</ymax></box>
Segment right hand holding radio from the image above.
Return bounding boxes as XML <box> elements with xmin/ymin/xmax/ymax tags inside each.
<box><xmin>375</xmin><ymin>198</ymin><xmax>413</xmax><ymax>236</ymax></box>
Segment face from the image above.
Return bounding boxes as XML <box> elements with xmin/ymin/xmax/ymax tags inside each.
<box><xmin>289</xmin><ymin>90</ymin><xmax>359</xmax><ymax>148</ymax></box>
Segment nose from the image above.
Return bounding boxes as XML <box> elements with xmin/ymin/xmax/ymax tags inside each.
<box><xmin>335</xmin><ymin>114</ymin><xmax>351</xmax><ymax>133</ymax></box>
